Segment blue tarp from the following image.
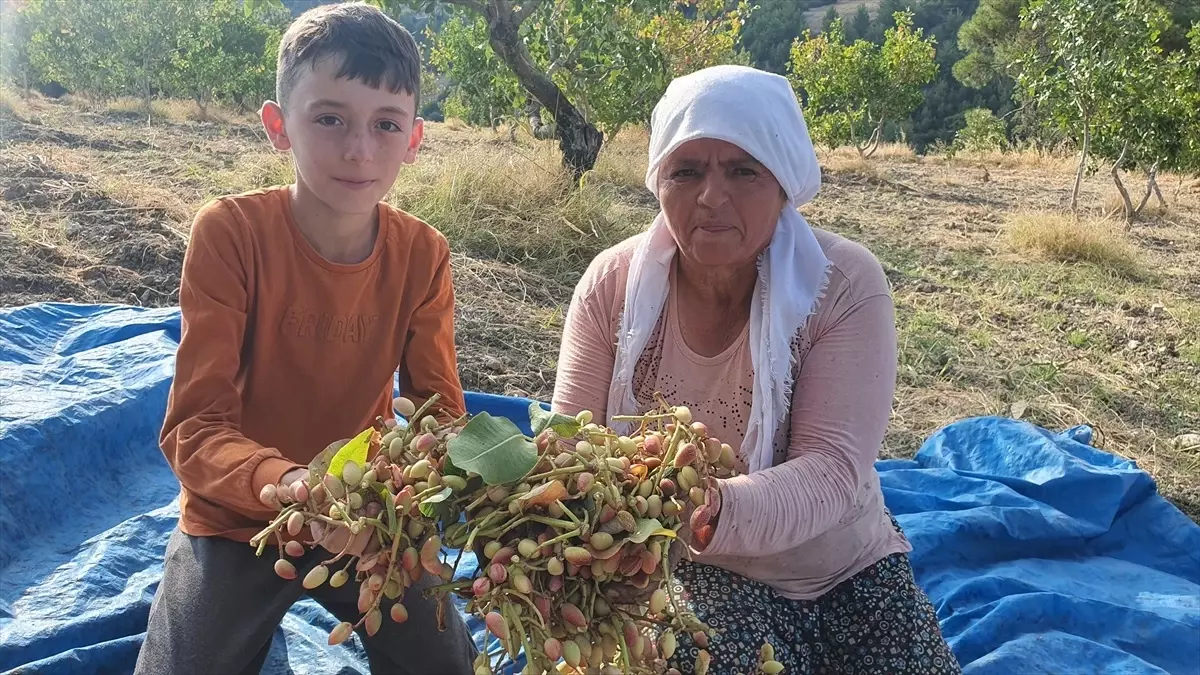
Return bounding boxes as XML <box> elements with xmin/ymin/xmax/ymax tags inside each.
<box><xmin>1</xmin><ymin>302</ymin><xmax>1198</xmax><ymax>675</ymax></box>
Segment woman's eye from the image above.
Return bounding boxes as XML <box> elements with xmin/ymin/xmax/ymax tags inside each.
<box><xmin>378</xmin><ymin>120</ymin><xmax>402</xmax><ymax>133</ymax></box>
<box><xmin>671</xmin><ymin>168</ymin><xmax>699</xmax><ymax>179</ymax></box>
<box><xmin>733</xmin><ymin>167</ymin><xmax>758</xmax><ymax>178</ymax></box>
<box><xmin>316</xmin><ymin>115</ymin><xmax>341</xmax><ymax>127</ymax></box>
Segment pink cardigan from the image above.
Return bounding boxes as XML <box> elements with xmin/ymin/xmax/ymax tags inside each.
<box><xmin>551</xmin><ymin>226</ymin><xmax>911</xmax><ymax>600</ymax></box>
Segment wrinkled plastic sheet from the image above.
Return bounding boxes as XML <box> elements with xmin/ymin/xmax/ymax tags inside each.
<box><xmin>1</xmin><ymin>303</ymin><xmax>1197</xmax><ymax>675</ymax></box>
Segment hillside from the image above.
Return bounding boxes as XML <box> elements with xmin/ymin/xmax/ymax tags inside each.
<box><xmin>2</xmin><ymin>92</ymin><xmax>1198</xmax><ymax>522</ymax></box>
<box><xmin>802</xmin><ymin>0</ymin><xmax>885</xmax><ymax>29</ymax></box>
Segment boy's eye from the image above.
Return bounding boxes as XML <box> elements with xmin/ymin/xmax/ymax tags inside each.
<box><xmin>316</xmin><ymin>115</ymin><xmax>342</xmax><ymax>127</ymax></box>
<box><xmin>378</xmin><ymin>120</ymin><xmax>402</xmax><ymax>133</ymax></box>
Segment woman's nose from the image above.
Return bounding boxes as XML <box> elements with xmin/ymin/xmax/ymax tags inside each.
<box><xmin>697</xmin><ymin>173</ymin><xmax>730</xmax><ymax>208</ymax></box>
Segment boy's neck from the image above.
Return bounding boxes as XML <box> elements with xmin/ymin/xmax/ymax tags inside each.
<box><xmin>288</xmin><ymin>182</ymin><xmax>379</xmax><ymax>265</ymax></box>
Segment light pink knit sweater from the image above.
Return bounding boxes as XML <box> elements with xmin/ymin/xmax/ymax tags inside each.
<box><xmin>551</xmin><ymin>226</ymin><xmax>911</xmax><ymax>600</ymax></box>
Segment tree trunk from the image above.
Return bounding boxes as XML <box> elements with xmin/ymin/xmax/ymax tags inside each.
<box><xmin>1150</xmin><ymin>170</ymin><xmax>1166</xmax><ymax>208</ymax></box>
<box><xmin>849</xmin><ymin>112</ymin><xmax>863</xmax><ymax>158</ymax></box>
<box><xmin>1135</xmin><ymin>161</ymin><xmax>1159</xmax><ymax>215</ymax></box>
<box><xmin>482</xmin><ymin>0</ymin><xmax>602</xmax><ymax>179</ymax></box>
<box><xmin>1111</xmin><ymin>141</ymin><xmax>1134</xmax><ymax>229</ymax></box>
<box><xmin>526</xmin><ymin>100</ymin><xmax>554</xmax><ymax>140</ymax></box>
<box><xmin>1071</xmin><ymin>119</ymin><xmax>1089</xmax><ymax>213</ymax></box>
<box><xmin>862</xmin><ymin>118</ymin><xmax>884</xmax><ymax>158</ymax></box>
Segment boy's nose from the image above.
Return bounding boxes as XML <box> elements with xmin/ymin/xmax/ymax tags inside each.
<box><xmin>343</xmin><ymin>129</ymin><xmax>374</xmax><ymax>163</ymax></box>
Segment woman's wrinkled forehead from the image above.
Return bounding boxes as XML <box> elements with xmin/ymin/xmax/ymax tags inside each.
<box><xmin>662</xmin><ymin>137</ymin><xmax>763</xmax><ymax>166</ymax></box>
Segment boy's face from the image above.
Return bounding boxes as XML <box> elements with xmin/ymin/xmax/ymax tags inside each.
<box><xmin>261</xmin><ymin>55</ymin><xmax>422</xmax><ymax>217</ymax></box>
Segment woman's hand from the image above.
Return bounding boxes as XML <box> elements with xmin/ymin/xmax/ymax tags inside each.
<box><xmin>684</xmin><ymin>477</ymin><xmax>723</xmax><ymax>552</ymax></box>
<box><xmin>604</xmin><ymin>538</ymin><xmax>686</xmax><ymax>606</ymax></box>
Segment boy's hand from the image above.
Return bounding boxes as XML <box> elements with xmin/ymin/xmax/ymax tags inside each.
<box><xmin>258</xmin><ymin>468</ymin><xmax>310</xmax><ymax>510</ymax></box>
<box><xmin>259</xmin><ymin>467</ymin><xmax>379</xmax><ymax>558</ymax></box>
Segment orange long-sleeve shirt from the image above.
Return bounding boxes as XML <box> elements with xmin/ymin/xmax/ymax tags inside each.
<box><xmin>160</xmin><ymin>186</ymin><xmax>466</xmax><ymax>541</ymax></box>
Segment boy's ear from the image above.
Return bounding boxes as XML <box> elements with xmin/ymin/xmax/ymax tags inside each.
<box><xmin>260</xmin><ymin>101</ymin><xmax>291</xmax><ymax>151</ymax></box>
<box><xmin>403</xmin><ymin>117</ymin><xmax>424</xmax><ymax>165</ymax></box>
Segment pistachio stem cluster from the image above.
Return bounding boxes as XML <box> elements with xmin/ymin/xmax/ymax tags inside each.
<box><xmin>252</xmin><ymin>395</ymin><xmax>785</xmax><ymax>675</ymax></box>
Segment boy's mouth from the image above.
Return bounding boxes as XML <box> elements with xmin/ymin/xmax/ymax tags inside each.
<box><xmin>333</xmin><ymin>177</ymin><xmax>376</xmax><ymax>190</ymax></box>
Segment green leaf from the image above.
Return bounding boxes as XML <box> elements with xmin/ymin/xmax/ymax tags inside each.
<box><xmin>419</xmin><ymin>486</ymin><xmax>453</xmax><ymax>518</ymax></box>
<box><xmin>443</xmin><ymin>454</ymin><xmax>467</xmax><ymax>478</ymax></box>
<box><xmin>625</xmin><ymin>518</ymin><xmax>672</xmax><ymax>544</ymax></box>
<box><xmin>447</xmin><ymin>412</ymin><xmax>538</xmax><ymax>485</ymax></box>
<box><xmin>529</xmin><ymin>402</ymin><xmax>582</xmax><ymax>437</ymax></box>
<box><xmin>327</xmin><ymin>427</ymin><xmax>373</xmax><ymax>480</ymax></box>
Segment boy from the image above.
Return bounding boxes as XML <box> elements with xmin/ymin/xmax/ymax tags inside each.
<box><xmin>134</xmin><ymin>4</ymin><xmax>477</xmax><ymax>674</ymax></box>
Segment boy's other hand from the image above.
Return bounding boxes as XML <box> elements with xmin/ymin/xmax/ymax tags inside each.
<box><xmin>258</xmin><ymin>467</ymin><xmax>309</xmax><ymax>510</ymax></box>
<box><xmin>309</xmin><ymin>519</ymin><xmax>380</xmax><ymax>558</ymax></box>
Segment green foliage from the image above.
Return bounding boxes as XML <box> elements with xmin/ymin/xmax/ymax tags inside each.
<box><xmin>169</xmin><ymin>0</ymin><xmax>283</xmax><ymax>112</ymax></box>
<box><xmin>788</xmin><ymin>11</ymin><xmax>938</xmax><ymax>155</ymax></box>
<box><xmin>427</xmin><ymin>14</ymin><xmax>523</xmax><ymax>126</ymax></box>
<box><xmin>419</xmin><ymin>0</ymin><xmax>748</xmax><ymax>135</ymax></box>
<box><xmin>1</xmin><ymin>2</ymin><xmax>33</xmax><ymax>92</ymax></box>
<box><xmin>18</xmin><ymin>0</ymin><xmax>283</xmax><ymax>111</ymax></box>
<box><xmin>953</xmin><ymin>0</ymin><xmax>1025</xmax><ymax>89</ymax></box>
<box><xmin>1013</xmin><ymin>0</ymin><xmax>1199</xmax><ymax>215</ymax></box>
<box><xmin>953</xmin><ymin>107</ymin><xmax>1008</xmax><ymax>151</ymax></box>
<box><xmin>639</xmin><ymin>0</ymin><xmax>752</xmax><ymax>78</ymax></box>
<box><xmin>847</xmin><ymin>6</ymin><xmax>872</xmax><ymax>43</ymax></box>
<box><xmin>738</xmin><ymin>0</ymin><xmax>812</xmax><ymax>74</ymax></box>
<box><xmin>1175</xmin><ymin>25</ymin><xmax>1200</xmax><ymax>172</ymax></box>
<box><xmin>820</xmin><ymin>7</ymin><xmax>841</xmax><ymax>35</ymax></box>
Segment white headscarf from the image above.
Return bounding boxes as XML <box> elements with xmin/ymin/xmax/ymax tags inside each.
<box><xmin>604</xmin><ymin>64</ymin><xmax>831</xmax><ymax>474</ymax></box>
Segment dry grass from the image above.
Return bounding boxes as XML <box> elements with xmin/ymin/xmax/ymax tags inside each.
<box><xmin>0</xmin><ymin>87</ymin><xmax>30</xmax><ymax>118</ymax></box>
<box><xmin>66</xmin><ymin>96</ymin><xmax>250</xmax><ymax>124</ymax></box>
<box><xmin>590</xmin><ymin>128</ymin><xmax>651</xmax><ymax>192</ymax></box>
<box><xmin>945</xmin><ymin>147</ymin><xmax>1078</xmax><ymax>172</ymax></box>
<box><xmin>442</xmin><ymin>117</ymin><xmax>470</xmax><ymax>131</ymax></box>
<box><xmin>207</xmin><ymin>150</ymin><xmax>296</xmax><ymax>202</ymax></box>
<box><xmin>820</xmin><ymin>142</ymin><xmax>917</xmax><ymax>163</ymax></box>
<box><xmin>388</xmin><ymin>140</ymin><xmax>649</xmax><ymax>283</ymax></box>
<box><xmin>1006</xmin><ymin>212</ymin><xmax>1143</xmax><ymax>276</ymax></box>
<box><xmin>823</xmin><ymin>154</ymin><xmax>887</xmax><ymax>180</ymax></box>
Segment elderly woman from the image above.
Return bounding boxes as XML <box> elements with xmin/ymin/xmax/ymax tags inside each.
<box><xmin>551</xmin><ymin>65</ymin><xmax>960</xmax><ymax>674</ymax></box>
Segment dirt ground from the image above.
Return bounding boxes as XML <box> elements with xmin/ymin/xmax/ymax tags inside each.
<box><xmin>3</xmin><ymin>93</ymin><xmax>1198</xmax><ymax>519</ymax></box>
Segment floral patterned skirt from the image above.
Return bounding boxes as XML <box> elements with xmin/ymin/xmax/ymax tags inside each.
<box><xmin>663</xmin><ymin>551</ymin><xmax>961</xmax><ymax>675</ymax></box>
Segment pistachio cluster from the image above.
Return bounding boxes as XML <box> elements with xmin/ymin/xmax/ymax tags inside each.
<box><xmin>251</xmin><ymin>396</ymin><xmax>784</xmax><ymax>675</ymax></box>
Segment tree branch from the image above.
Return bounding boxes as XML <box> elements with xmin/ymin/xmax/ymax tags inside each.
<box><xmin>442</xmin><ymin>0</ymin><xmax>487</xmax><ymax>14</ymax></box>
<box><xmin>513</xmin><ymin>0</ymin><xmax>544</xmax><ymax>25</ymax></box>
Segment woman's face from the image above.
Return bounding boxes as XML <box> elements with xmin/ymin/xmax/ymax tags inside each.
<box><xmin>656</xmin><ymin>138</ymin><xmax>787</xmax><ymax>268</ymax></box>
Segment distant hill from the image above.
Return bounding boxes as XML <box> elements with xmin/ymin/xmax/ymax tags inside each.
<box><xmin>277</xmin><ymin>0</ymin><xmax>445</xmax><ymax>44</ymax></box>
<box><xmin>802</xmin><ymin>0</ymin><xmax>885</xmax><ymax>30</ymax></box>
<box><xmin>281</xmin><ymin>0</ymin><xmax>332</xmax><ymax>13</ymax></box>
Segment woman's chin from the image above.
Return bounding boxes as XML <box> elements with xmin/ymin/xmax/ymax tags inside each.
<box><xmin>681</xmin><ymin>238</ymin><xmax>760</xmax><ymax>268</ymax></box>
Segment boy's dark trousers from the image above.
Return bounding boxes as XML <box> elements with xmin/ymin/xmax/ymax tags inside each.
<box><xmin>133</xmin><ymin>525</ymin><xmax>479</xmax><ymax>675</ymax></box>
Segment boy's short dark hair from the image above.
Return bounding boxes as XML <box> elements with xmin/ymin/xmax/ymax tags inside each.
<box><xmin>276</xmin><ymin>2</ymin><xmax>421</xmax><ymax>113</ymax></box>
